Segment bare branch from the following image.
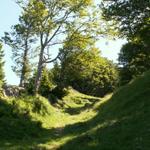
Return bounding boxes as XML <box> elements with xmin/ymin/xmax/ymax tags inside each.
<box><xmin>47</xmin><ymin>24</ymin><xmax>62</xmax><ymax>44</ymax></box>
<box><xmin>47</xmin><ymin>41</ymin><xmax>65</xmax><ymax>47</ymax></box>
<box><xmin>46</xmin><ymin>9</ymin><xmax>74</xmax><ymax>44</ymax></box>
<box><xmin>43</xmin><ymin>52</ymin><xmax>61</xmax><ymax>64</ymax></box>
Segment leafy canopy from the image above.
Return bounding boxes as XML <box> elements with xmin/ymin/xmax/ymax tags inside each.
<box><xmin>101</xmin><ymin>0</ymin><xmax>150</xmax><ymax>39</ymax></box>
<box><xmin>54</xmin><ymin>48</ymin><xmax>118</xmax><ymax>96</ymax></box>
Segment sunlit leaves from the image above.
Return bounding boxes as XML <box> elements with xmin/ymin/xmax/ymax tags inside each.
<box><xmin>16</xmin><ymin>0</ymin><xmax>104</xmax><ymax>92</ymax></box>
<box><xmin>58</xmin><ymin>48</ymin><xmax>118</xmax><ymax>96</ymax></box>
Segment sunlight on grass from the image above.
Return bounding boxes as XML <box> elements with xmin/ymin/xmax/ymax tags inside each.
<box><xmin>0</xmin><ymin>72</ymin><xmax>150</xmax><ymax>149</ymax></box>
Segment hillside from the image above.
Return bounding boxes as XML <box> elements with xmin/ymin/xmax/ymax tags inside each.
<box><xmin>59</xmin><ymin>71</ymin><xmax>150</xmax><ymax>150</ymax></box>
<box><xmin>0</xmin><ymin>71</ymin><xmax>150</xmax><ymax>150</ymax></box>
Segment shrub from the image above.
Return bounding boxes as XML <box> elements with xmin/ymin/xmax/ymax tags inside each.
<box><xmin>26</xmin><ymin>68</ymin><xmax>55</xmax><ymax>97</ymax></box>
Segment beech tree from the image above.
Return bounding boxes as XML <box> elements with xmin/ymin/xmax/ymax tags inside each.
<box><xmin>19</xmin><ymin>0</ymin><xmax>101</xmax><ymax>94</ymax></box>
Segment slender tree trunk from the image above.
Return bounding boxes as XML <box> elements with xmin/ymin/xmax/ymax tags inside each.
<box><xmin>19</xmin><ymin>70</ymin><xmax>24</xmax><ymax>87</ymax></box>
<box><xmin>19</xmin><ymin>39</ymin><xmax>28</xmax><ymax>87</ymax></box>
<box><xmin>34</xmin><ymin>46</ymin><xmax>44</xmax><ymax>95</ymax></box>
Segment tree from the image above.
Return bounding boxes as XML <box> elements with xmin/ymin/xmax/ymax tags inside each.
<box><xmin>0</xmin><ymin>43</ymin><xmax>5</xmax><ymax>87</ymax></box>
<box><xmin>20</xmin><ymin>0</ymin><xmax>101</xmax><ymax>94</ymax></box>
<box><xmin>54</xmin><ymin>48</ymin><xmax>118</xmax><ymax>96</ymax></box>
<box><xmin>2</xmin><ymin>16</ymin><xmax>34</xmax><ymax>87</ymax></box>
<box><xmin>101</xmin><ymin>0</ymin><xmax>150</xmax><ymax>39</ymax></box>
<box><xmin>101</xmin><ymin>0</ymin><xmax>150</xmax><ymax>85</ymax></box>
<box><xmin>118</xmin><ymin>42</ymin><xmax>150</xmax><ymax>85</ymax></box>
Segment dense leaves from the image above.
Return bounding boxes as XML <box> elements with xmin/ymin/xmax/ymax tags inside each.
<box><xmin>54</xmin><ymin>48</ymin><xmax>118</xmax><ymax>97</ymax></box>
<box><xmin>19</xmin><ymin>0</ymin><xmax>101</xmax><ymax>94</ymax></box>
<box><xmin>118</xmin><ymin>42</ymin><xmax>150</xmax><ymax>85</ymax></box>
<box><xmin>27</xmin><ymin>68</ymin><xmax>55</xmax><ymax>97</ymax></box>
<box><xmin>102</xmin><ymin>0</ymin><xmax>150</xmax><ymax>85</ymax></box>
<box><xmin>101</xmin><ymin>0</ymin><xmax>150</xmax><ymax>39</ymax></box>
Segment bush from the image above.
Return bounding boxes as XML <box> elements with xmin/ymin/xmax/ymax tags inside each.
<box><xmin>26</xmin><ymin>68</ymin><xmax>55</xmax><ymax>97</ymax></box>
<box><xmin>50</xmin><ymin>86</ymin><xmax>69</xmax><ymax>99</ymax></box>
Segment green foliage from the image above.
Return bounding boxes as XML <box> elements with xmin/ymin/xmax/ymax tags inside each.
<box><xmin>102</xmin><ymin>0</ymin><xmax>150</xmax><ymax>85</ymax></box>
<box><xmin>101</xmin><ymin>0</ymin><xmax>150</xmax><ymax>39</ymax></box>
<box><xmin>38</xmin><ymin>68</ymin><xmax>55</xmax><ymax>97</ymax></box>
<box><xmin>118</xmin><ymin>42</ymin><xmax>150</xmax><ymax>85</ymax></box>
<box><xmin>2</xmin><ymin>19</ymin><xmax>34</xmax><ymax>87</ymax></box>
<box><xmin>27</xmin><ymin>68</ymin><xmax>55</xmax><ymax>97</ymax></box>
<box><xmin>26</xmin><ymin>74</ymin><xmax>35</xmax><ymax>94</ymax></box>
<box><xmin>55</xmin><ymin>48</ymin><xmax>118</xmax><ymax>96</ymax></box>
<box><xmin>50</xmin><ymin>86</ymin><xmax>69</xmax><ymax>100</ymax></box>
<box><xmin>18</xmin><ymin>0</ymin><xmax>102</xmax><ymax>94</ymax></box>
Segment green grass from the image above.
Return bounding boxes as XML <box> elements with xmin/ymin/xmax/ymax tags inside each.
<box><xmin>0</xmin><ymin>71</ymin><xmax>150</xmax><ymax>150</ymax></box>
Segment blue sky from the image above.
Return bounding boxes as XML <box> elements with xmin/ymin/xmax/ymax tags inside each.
<box><xmin>0</xmin><ymin>0</ymin><xmax>21</xmax><ymax>85</ymax></box>
<box><xmin>0</xmin><ymin>0</ymin><xmax>126</xmax><ymax>85</ymax></box>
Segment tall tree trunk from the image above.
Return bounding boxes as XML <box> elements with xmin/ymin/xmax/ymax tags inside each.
<box><xmin>19</xmin><ymin>39</ymin><xmax>28</xmax><ymax>87</ymax></box>
<box><xmin>34</xmin><ymin>46</ymin><xmax>44</xmax><ymax>95</ymax></box>
<box><xmin>19</xmin><ymin>70</ymin><xmax>24</xmax><ymax>87</ymax></box>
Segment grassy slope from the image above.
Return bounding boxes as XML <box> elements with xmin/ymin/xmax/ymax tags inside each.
<box><xmin>0</xmin><ymin>88</ymin><xmax>101</xmax><ymax>150</ymax></box>
<box><xmin>0</xmin><ymin>71</ymin><xmax>150</xmax><ymax>150</ymax></box>
<box><xmin>59</xmin><ymin>71</ymin><xmax>150</xmax><ymax>150</ymax></box>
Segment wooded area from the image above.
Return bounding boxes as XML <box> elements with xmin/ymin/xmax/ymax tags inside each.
<box><xmin>0</xmin><ymin>0</ymin><xmax>149</xmax><ymax>149</ymax></box>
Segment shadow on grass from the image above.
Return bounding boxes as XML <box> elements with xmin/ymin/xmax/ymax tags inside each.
<box><xmin>1</xmin><ymin>82</ymin><xmax>150</xmax><ymax>150</ymax></box>
<box><xmin>64</xmin><ymin>97</ymin><xmax>99</xmax><ymax>115</ymax></box>
<box><xmin>0</xmin><ymin>98</ymin><xmax>61</xmax><ymax>149</ymax></box>
<box><xmin>56</xmin><ymin>86</ymin><xmax>150</xmax><ymax>150</ymax></box>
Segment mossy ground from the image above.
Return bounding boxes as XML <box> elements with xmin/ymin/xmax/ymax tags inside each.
<box><xmin>0</xmin><ymin>72</ymin><xmax>150</xmax><ymax>150</ymax></box>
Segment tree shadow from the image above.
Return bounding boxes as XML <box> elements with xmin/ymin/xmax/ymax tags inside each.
<box><xmin>57</xmin><ymin>89</ymin><xmax>150</xmax><ymax>150</ymax></box>
<box><xmin>0</xmin><ymin>98</ymin><xmax>62</xmax><ymax>149</ymax></box>
<box><xmin>64</xmin><ymin>97</ymin><xmax>100</xmax><ymax>115</ymax></box>
<box><xmin>0</xmin><ymin>94</ymin><xmax>101</xmax><ymax>149</ymax></box>
<box><xmin>0</xmin><ymin>95</ymin><xmax>100</xmax><ymax>149</ymax></box>
<box><xmin>1</xmin><ymin>86</ymin><xmax>149</xmax><ymax>150</ymax></box>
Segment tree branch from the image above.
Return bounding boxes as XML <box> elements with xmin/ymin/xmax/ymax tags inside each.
<box><xmin>43</xmin><ymin>52</ymin><xmax>61</xmax><ymax>64</ymax></box>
